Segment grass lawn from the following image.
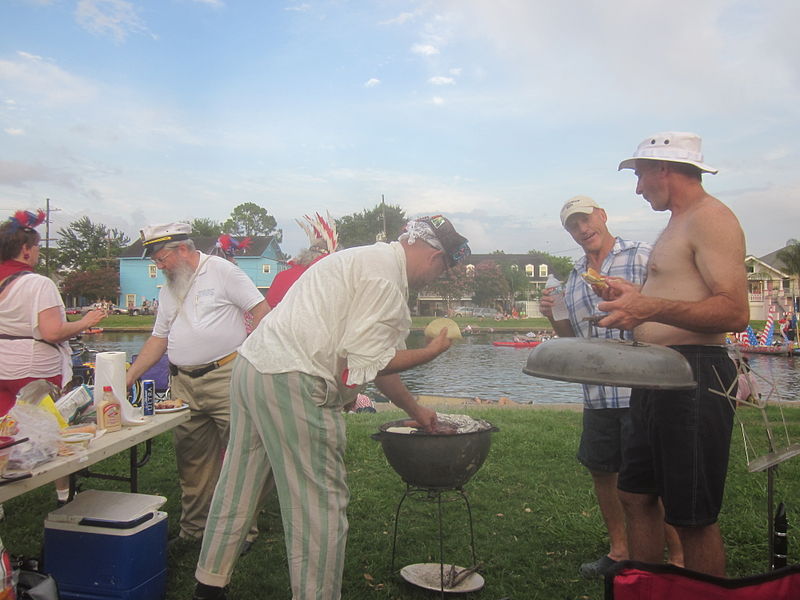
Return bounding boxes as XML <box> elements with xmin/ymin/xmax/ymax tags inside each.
<box><xmin>3</xmin><ymin>406</ymin><xmax>799</xmax><ymax>599</ymax></box>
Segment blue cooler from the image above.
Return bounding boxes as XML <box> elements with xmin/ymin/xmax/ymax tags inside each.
<box><xmin>43</xmin><ymin>490</ymin><xmax>168</xmax><ymax>600</ymax></box>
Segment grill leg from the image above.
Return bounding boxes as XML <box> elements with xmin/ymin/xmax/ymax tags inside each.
<box><xmin>438</xmin><ymin>492</ymin><xmax>445</xmax><ymax>598</ymax></box>
<box><xmin>390</xmin><ymin>486</ymin><xmax>411</xmax><ymax>574</ymax></box>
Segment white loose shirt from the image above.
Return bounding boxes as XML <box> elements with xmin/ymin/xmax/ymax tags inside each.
<box><xmin>153</xmin><ymin>253</ymin><xmax>264</xmax><ymax>366</ymax></box>
<box><xmin>0</xmin><ymin>273</ymin><xmax>65</xmax><ymax>379</ymax></box>
<box><xmin>240</xmin><ymin>241</ymin><xmax>410</xmax><ymax>391</ymax></box>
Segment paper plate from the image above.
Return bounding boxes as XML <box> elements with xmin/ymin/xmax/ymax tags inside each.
<box><xmin>154</xmin><ymin>403</ymin><xmax>189</xmax><ymax>414</ymax></box>
<box><xmin>400</xmin><ymin>563</ymin><xmax>485</xmax><ymax>593</ymax></box>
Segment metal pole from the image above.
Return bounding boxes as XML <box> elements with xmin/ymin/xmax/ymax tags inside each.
<box><xmin>45</xmin><ymin>197</ymin><xmax>50</xmax><ymax>275</ymax></box>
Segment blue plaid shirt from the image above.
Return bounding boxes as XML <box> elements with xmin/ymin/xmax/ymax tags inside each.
<box><xmin>564</xmin><ymin>237</ymin><xmax>652</xmax><ymax>409</ymax></box>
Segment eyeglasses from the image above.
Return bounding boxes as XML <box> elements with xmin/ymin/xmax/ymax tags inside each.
<box><xmin>151</xmin><ymin>250</ymin><xmax>173</xmax><ymax>266</ymax></box>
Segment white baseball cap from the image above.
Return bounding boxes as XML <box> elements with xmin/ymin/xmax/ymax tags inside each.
<box><xmin>618</xmin><ymin>131</ymin><xmax>718</xmax><ymax>174</ymax></box>
<box><xmin>560</xmin><ymin>195</ymin><xmax>600</xmax><ymax>227</ymax></box>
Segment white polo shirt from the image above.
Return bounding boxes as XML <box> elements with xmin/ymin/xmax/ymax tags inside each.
<box><xmin>153</xmin><ymin>253</ymin><xmax>264</xmax><ymax>366</ymax></box>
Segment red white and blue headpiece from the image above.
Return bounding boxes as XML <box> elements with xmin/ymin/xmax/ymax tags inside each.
<box><xmin>296</xmin><ymin>212</ymin><xmax>338</xmax><ymax>254</ymax></box>
<box><xmin>215</xmin><ymin>234</ymin><xmax>253</xmax><ymax>258</ymax></box>
<box><xmin>7</xmin><ymin>210</ymin><xmax>46</xmax><ymax>233</ymax></box>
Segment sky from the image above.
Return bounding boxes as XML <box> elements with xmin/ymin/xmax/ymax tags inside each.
<box><xmin>1</xmin><ymin>0</ymin><xmax>799</xmax><ymax>260</ymax></box>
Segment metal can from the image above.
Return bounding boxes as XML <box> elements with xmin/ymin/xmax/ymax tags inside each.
<box><xmin>142</xmin><ymin>379</ymin><xmax>155</xmax><ymax>416</ymax></box>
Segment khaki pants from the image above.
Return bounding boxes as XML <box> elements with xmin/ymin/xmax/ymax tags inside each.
<box><xmin>171</xmin><ymin>360</ymin><xmax>260</xmax><ymax>542</ymax></box>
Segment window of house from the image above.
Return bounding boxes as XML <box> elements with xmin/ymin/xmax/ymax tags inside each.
<box><xmin>525</xmin><ymin>264</ymin><xmax>534</xmax><ymax>277</ymax></box>
<box><xmin>539</xmin><ymin>264</ymin><xmax>548</xmax><ymax>277</ymax></box>
<box><xmin>148</xmin><ymin>265</ymin><xmax>157</xmax><ymax>278</ymax></box>
<box><xmin>262</xmin><ymin>264</ymin><xmax>271</xmax><ymax>274</ymax></box>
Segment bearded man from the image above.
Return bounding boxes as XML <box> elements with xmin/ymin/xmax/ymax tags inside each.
<box><xmin>126</xmin><ymin>223</ymin><xmax>270</xmax><ymax>545</ymax></box>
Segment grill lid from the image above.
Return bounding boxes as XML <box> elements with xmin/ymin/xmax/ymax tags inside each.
<box><xmin>523</xmin><ymin>337</ymin><xmax>697</xmax><ymax>390</ymax></box>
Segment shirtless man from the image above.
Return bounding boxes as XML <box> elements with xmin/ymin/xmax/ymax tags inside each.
<box><xmin>597</xmin><ymin>132</ymin><xmax>749</xmax><ymax>576</ymax></box>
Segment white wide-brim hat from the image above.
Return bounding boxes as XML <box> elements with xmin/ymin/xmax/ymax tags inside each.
<box><xmin>618</xmin><ymin>131</ymin><xmax>718</xmax><ymax>174</ymax></box>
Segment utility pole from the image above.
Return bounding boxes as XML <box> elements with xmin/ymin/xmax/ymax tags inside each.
<box><xmin>44</xmin><ymin>198</ymin><xmax>61</xmax><ymax>276</ymax></box>
<box><xmin>375</xmin><ymin>194</ymin><xmax>387</xmax><ymax>242</ymax></box>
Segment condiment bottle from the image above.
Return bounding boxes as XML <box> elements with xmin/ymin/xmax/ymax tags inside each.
<box><xmin>98</xmin><ymin>386</ymin><xmax>122</xmax><ymax>432</ymax></box>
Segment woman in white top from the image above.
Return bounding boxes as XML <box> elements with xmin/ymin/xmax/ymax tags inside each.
<box><xmin>0</xmin><ymin>210</ymin><xmax>106</xmax><ymax>416</ymax></box>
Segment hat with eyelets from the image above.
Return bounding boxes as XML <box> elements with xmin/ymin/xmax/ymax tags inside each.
<box><xmin>618</xmin><ymin>131</ymin><xmax>718</xmax><ymax>174</ymax></box>
<box><xmin>140</xmin><ymin>222</ymin><xmax>192</xmax><ymax>257</ymax></box>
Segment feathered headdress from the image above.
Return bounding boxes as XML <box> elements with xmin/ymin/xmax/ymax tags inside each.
<box><xmin>215</xmin><ymin>234</ymin><xmax>252</xmax><ymax>258</ymax></box>
<box><xmin>7</xmin><ymin>210</ymin><xmax>46</xmax><ymax>233</ymax></box>
<box><xmin>295</xmin><ymin>211</ymin><xmax>338</xmax><ymax>254</ymax></box>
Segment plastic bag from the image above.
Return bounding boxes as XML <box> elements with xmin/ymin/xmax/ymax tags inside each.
<box><xmin>54</xmin><ymin>385</ymin><xmax>93</xmax><ymax>425</ymax></box>
<box><xmin>7</xmin><ymin>404</ymin><xmax>60</xmax><ymax>472</ymax></box>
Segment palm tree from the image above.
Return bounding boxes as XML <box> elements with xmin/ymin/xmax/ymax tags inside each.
<box><xmin>776</xmin><ymin>240</ymin><xmax>800</xmax><ymax>321</ymax></box>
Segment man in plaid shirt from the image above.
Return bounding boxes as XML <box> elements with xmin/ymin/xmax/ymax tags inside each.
<box><xmin>540</xmin><ymin>196</ymin><xmax>681</xmax><ymax>578</ymax></box>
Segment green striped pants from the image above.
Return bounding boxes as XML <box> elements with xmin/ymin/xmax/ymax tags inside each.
<box><xmin>196</xmin><ymin>357</ymin><xmax>350</xmax><ymax>599</ymax></box>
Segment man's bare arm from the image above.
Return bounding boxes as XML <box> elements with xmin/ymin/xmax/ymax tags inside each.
<box><xmin>248</xmin><ymin>299</ymin><xmax>271</xmax><ymax>330</ymax></box>
<box><xmin>374</xmin><ymin>373</ymin><xmax>437</xmax><ymax>431</ymax></box>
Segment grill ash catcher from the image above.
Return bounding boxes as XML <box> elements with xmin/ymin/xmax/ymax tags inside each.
<box><xmin>372</xmin><ymin>415</ymin><xmax>498</xmax><ymax>596</ymax></box>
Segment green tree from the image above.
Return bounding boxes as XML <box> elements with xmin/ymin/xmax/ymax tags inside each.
<box><xmin>60</xmin><ymin>267</ymin><xmax>119</xmax><ymax>303</ymax></box>
<box><xmin>472</xmin><ymin>261</ymin><xmax>509</xmax><ymax>307</ymax></box>
<box><xmin>501</xmin><ymin>263</ymin><xmax>531</xmax><ymax>302</ymax></box>
<box><xmin>426</xmin><ymin>265</ymin><xmax>473</xmax><ymax>313</ymax></box>
<box><xmin>55</xmin><ymin>217</ymin><xmax>130</xmax><ymax>272</ymax></box>
<box><xmin>222</xmin><ymin>203</ymin><xmax>282</xmax><ymax>241</ymax></box>
<box><xmin>336</xmin><ymin>203</ymin><xmax>406</xmax><ymax>248</ymax></box>
<box><xmin>189</xmin><ymin>218</ymin><xmax>222</xmax><ymax>237</ymax></box>
<box><xmin>777</xmin><ymin>240</ymin><xmax>800</xmax><ymax>311</ymax></box>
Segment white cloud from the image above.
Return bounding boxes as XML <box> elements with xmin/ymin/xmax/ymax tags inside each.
<box><xmin>364</xmin><ymin>78</ymin><xmax>381</xmax><ymax>88</ymax></box>
<box><xmin>380</xmin><ymin>12</ymin><xmax>417</xmax><ymax>26</ymax></box>
<box><xmin>75</xmin><ymin>0</ymin><xmax>151</xmax><ymax>42</ymax></box>
<box><xmin>0</xmin><ymin>160</ymin><xmax>76</xmax><ymax>188</ymax></box>
<box><xmin>284</xmin><ymin>3</ymin><xmax>311</xmax><ymax>12</ymax></box>
<box><xmin>429</xmin><ymin>76</ymin><xmax>455</xmax><ymax>85</ymax></box>
<box><xmin>411</xmin><ymin>43</ymin><xmax>439</xmax><ymax>56</ymax></box>
<box><xmin>432</xmin><ymin>96</ymin><xmax>445</xmax><ymax>105</ymax></box>
<box><xmin>0</xmin><ymin>51</ymin><xmax>97</xmax><ymax>105</ymax></box>
<box><xmin>191</xmin><ymin>0</ymin><xmax>224</xmax><ymax>7</ymax></box>
<box><xmin>449</xmin><ymin>67</ymin><xmax>462</xmax><ymax>76</ymax></box>
<box><xmin>427</xmin><ymin>0</ymin><xmax>800</xmax><ymax>118</ymax></box>
<box><xmin>4</xmin><ymin>128</ymin><xmax>25</xmax><ymax>136</ymax></box>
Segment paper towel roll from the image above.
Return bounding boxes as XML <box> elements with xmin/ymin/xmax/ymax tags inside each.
<box><xmin>94</xmin><ymin>352</ymin><xmax>146</xmax><ymax>426</ymax></box>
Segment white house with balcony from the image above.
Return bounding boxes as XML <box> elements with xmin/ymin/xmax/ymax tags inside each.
<box><xmin>745</xmin><ymin>244</ymin><xmax>799</xmax><ymax>320</ymax></box>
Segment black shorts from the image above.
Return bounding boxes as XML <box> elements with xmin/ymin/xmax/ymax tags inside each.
<box><xmin>577</xmin><ymin>407</ymin><xmax>632</xmax><ymax>473</ymax></box>
<box><xmin>617</xmin><ymin>345</ymin><xmax>736</xmax><ymax>527</ymax></box>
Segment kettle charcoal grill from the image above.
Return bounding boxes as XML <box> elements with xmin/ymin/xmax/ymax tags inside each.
<box><xmin>372</xmin><ymin>419</ymin><xmax>498</xmax><ymax>596</ymax></box>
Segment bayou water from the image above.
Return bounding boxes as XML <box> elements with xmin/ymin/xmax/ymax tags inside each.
<box><xmin>76</xmin><ymin>331</ymin><xmax>800</xmax><ymax>405</ymax></box>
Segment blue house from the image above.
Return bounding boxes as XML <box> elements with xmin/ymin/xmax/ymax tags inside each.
<box><xmin>118</xmin><ymin>236</ymin><xmax>284</xmax><ymax>308</ymax></box>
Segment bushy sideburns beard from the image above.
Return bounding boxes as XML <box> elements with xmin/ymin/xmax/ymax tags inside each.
<box><xmin>164</xmin><ymin>260</ymin><xmax>195</xmax><ymax>300</ymax></box>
